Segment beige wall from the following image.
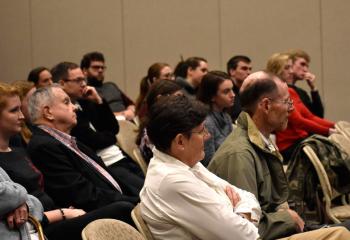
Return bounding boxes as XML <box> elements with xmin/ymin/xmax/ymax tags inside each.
<box><xmin>1</xmin><ymin>0</ymin><xmax>349</xmax><ymax>121</ymax></box>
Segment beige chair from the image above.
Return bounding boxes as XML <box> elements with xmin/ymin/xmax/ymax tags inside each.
<box><xmin>131</xmin><ymin>203</ymin><xmax>154</xmax><ymax>240</ymax></box>
<box><xmin>81</xmin><ymin>218</ymin><xmax>144</xmax><ymax>240</ymax></box>
<box><xmin>335</xmin><ymin>121</ymin><xmax>350</xmax><ymax>140</ymax></box>
<box><xmin>329</xmin><ymin>134</ymin><xmax>350</xmax><ymax>157</ymax></box>
<box><xmin>303</xmin><ymin>146</ymin><xmax>350</xmax><ymax>223</ymax></box>
<box><xmin>116</xmin><ymin>119</ymin><xmax>139</xmax><ymax>162</ymax></box>
<box><xmin>133</xmin><ymin>148</ymin><xmax>148</xmax><ymax>175</ymax></box>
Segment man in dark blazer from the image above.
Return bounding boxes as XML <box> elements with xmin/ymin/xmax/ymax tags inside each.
<box><xmin>51</xmin><ymin>61</ymin><xmax>144</xmax><ymax>196</ymax></box>
<box><xmin>27</xmin><ymin>85</ymin><xmax>138</xmax><ymax>213</ymax></box>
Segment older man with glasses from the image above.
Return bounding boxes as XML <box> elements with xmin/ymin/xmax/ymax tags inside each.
<box><xmin>208</xmin><ymin>71</ymin><xmax>349</xmax><ymax>240</ymax></box>
<box><xmin>51</xmin><ymin>62</ymin><xmax>144</xmax><ymax>197</ymax></box>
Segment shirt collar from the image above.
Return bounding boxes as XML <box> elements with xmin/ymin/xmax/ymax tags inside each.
<box><xmin>38</xmin><ymin>125</ymin><xmax>77</xmax><ymax>145</ymax></box>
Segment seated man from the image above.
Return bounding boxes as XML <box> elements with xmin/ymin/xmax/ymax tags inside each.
<box><xmin>140</xmin><ymin>94</ymin><xmax>349</xmax><ymax>240</ymax></box>
<box><xmin>80</xmin><ymin>51</ymin><xmax>135</xmax><ymax>120</ymax></box>
<box><xmin>51</xmin><ymin>62</ymin><xmax>143</xmax><ymax>196</ymax></box>
<box><xmin>208</xmin><ymin>71</ymin><xmax>349</xmax><ymax>240</ymax></box>
<box><xmin>285</xmin><ymin>49</ymin><xmax>324</xmax><ymax>117</ymax></box>
<box><xmin>27</xmin><ymin>85</ymin><xmax>138</xmax><ymax>212</ymax></box>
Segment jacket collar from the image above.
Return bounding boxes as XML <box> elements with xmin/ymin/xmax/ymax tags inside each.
<box><xmin>237</xmin><ymin>112</ymin><xmax>283</xmax><ymax>161</ymax></box>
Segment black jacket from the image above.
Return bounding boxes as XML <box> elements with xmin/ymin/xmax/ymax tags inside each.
<box><xmin>27</xmin><ymin>127</ymin><xmax>136</xmax><ymax>211</ymax></box>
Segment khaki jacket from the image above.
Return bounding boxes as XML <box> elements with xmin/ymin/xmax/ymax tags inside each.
<box><xmin>209</xmin><ymin>112</ymin><xmax>297</xmax><ymax>240</ymax></box>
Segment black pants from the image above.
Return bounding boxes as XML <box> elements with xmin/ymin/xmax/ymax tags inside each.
<box><xmin>44</xmin><ymin>201</ymin><xmax>135</xmax><ymax>240</ymax></box>
<box><xmin>108</xmin><ymin>157</ymin><xmax>144</xmax><ymax>197</ymax></box>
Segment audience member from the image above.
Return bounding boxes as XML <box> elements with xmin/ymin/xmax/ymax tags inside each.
<box><xmin>197</xmin><ymin>71</ymin><xmax>234</xmax><ymax>166</ymax></box>
<box><xmin>51</xmin><ymin>62</ymin><xmax>144</xmax><ymax>195</ymax></box>
<box><xmin>136</xmin><ymin>80</ymin><xmax>182</xmax><ymax>163</ymax></box>
<box><xmin>226</xmin><ymin>55</ymin><xmax>252</xmax><ymax>122</ymax></box>
<box><xmin>80</xmin><ymin>51</ymin><xmax>136</xmax><ymax>120</ymax></box>
<box><xmin>0</xmin><ymin>82</ymin><xmax>135</xmax><ymax>239</ymax></box>
<box><xmin>174</xmin><ymin>56</ymin><xmax>208</xmax><ymax>97</ymax></box>
<box><xmin>0</xmin><ymin>166</ymin><xmax>43</xmax><ymax>240</ymax></box>
<box><xmin>141</xmin><ymin>94</ymin><xmax>261</xmax><ymax>240</ymax></box>
<box><xmin>26</xmin><ymin>86</ymin><xmax>137</xmax><ymax>213</ymax></box>
<box><xmin>9</xmin><ymin>81</ymin><xmax>35</xmax><ymax>147</ymax></box>
<box><xmin>266</xmin><ymin>53</ymin><xmax>336</xmax><ymax>162</ymax></box>
<box><xmin>286</xmin><ymin>49</ymin><xmax>324</xmax><ymax>117</ymax></box>
<box><xmin>141</xmin><ymin>94</ymin><xmax>349</xmax><ymax>240</ymax></box>
<box><xmin>208</xmin><ymin>71</ymin><xmax>348</xmax><ymax>239</ymax></box>
<box><xmin>135</xmin><ymin>62</ymin><xmax>174</xmax><ymax>119</ymax></box>
<box><xmin>27</xmin><ymin>66</ymin><xmax>53</xmax><ymax>88</ymax></box>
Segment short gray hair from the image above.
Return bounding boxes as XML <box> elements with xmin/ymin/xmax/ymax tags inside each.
<box><xmin>28</xmin><ymin>84</ymin><xmax>61</xmax><ymax>123</ymax></box>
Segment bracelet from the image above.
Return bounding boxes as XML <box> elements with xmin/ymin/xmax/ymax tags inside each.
<box><xmin>59</xmin><ymin>208</ymin><xmax>66</xmax><ymax>220</ymax></box>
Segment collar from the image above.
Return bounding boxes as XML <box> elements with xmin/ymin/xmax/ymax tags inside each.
<box><xmin>38</xmin><ymin>125</ymin><xmax>77</xmax><ymax>146</ymax></box>
<box><xmin>237</xmin><ymin>112</ymin><xmax>282</xmax><ymax>160</ymax></box>
<box><xmin>153</xmin><ymin>148</ymin><xmax>200</xmax><ymax>171</ymax></box>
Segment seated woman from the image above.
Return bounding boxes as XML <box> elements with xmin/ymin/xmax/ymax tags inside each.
<box><xmin>9</xmin><ymin>80</ymin><xmax>36</xmax><ymax>148</ymax></box>
<box><xmin>141</xmin><ymin>95</ymin><xmax>261</xmax><ymax>239</ymax></box>
<box><xmin>197</xmin><ymin>71</ymin><xmax>235</xmax><ymax>166</ymax></box>
<box><xmin>135</xmin><ymin>62</ymin><xmax>174</xmax><ymax>120</ymax></box>
<box><xmin>0</xmin><ymin>166</ymin><xmax>43</xmax><ymax>240</ymax></box>
<box><xmin>0</xmin><ymin>83</ymin><xmax>134</xmax><ymax>240</ymax></box>
<box><xmin>266</xmin><ymin>53</ymin><xmax>336</xmax><ymax>162</ymax></box>
<box><xmin>136</xmin><ymin>80</ymin><xmax>182</xmax><ymax>163</ymax></box>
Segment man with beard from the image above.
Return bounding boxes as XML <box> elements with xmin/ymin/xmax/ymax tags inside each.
<box><xmin>81</xmin><ymin>51</ymin><xmax>135</xmax><ymax>120</ymax></box>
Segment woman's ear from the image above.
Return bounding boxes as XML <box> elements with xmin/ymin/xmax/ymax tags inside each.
<box><xmin>173</xmin><ymin>133</ymin><xmax>186</xmax><ymax>150</ymax></box>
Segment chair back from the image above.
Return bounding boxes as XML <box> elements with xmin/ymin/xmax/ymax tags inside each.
<box><xmin>28</xmin><ymin>215</ymin><xmax>45</xmax><ymax>240</ymax></box>
<box><xmin>81</xmin><ymin>218</ymin><xmax>144</xmax><ymax>240</ymax></box>
<box><xmin>133</xmin><ymin>148</ymin><xmax>148</xmax><ymax>175</ymax></box>
<box><xmin>116</xmin><ymin>120</ymin><xmax>139</xmax><ymax>162</ymax></box>
<box><xmin>131</xmin><ymin>203</ymin><xmax>154</xmax><ymax>240</ymax></box>
<box><xmin>329</xmin><ymin>133</ymin><xmax>350</xmax><ymax>157</ymax></box>
<box><xmin>335</xmin><ymin>121</ymin><xmax>350</xmax><ymax>140</ymax></box>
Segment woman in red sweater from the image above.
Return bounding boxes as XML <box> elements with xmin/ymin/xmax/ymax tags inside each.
<box><xmin>266</xmin><ymin>53</ymin><xmax>336</xmax><ymax>162</ymax></box>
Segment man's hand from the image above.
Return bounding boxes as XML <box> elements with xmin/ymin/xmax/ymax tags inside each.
<box><xmin>286</xmin><ymin>209</ymin><xmax>305</xmax><ymax>232</ymax></box>
<box><xmin>304</xmin><ymin>72</ymin><xmax>316</xmax><ymax>91</ymax></box>
<box><xmin>7</xmin><ymin>203</ymin><xmax>28</xmax><ymax>229</ymax></box>
<box><xmin>82</xmin><ymin>86</ymin><xmax>103</xmax><ymax>104</ymax></box>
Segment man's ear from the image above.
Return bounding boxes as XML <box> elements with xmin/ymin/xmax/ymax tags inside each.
<box><xmin>43</xmin><ymin>106</ymin><xmax>54</xmax><ymax>121</ymax></box>
<box><xmin>58</xmin><ymin>79</ymin><xmax>65</xmax><ymax>87</ymax></box>
<box><xmin>229</xmin><ymin>68</ymin><xmax>236</xmax><ymax>78</ymax></box>
<box><xmin>259</xmin><ymin>97</ymin><xmax>270</xmax><ymax>113</ymax></box>
<box><xmin>82</xmin><ymin>68</ymin><xmax>88</xmax><ymax>76</ymax></box>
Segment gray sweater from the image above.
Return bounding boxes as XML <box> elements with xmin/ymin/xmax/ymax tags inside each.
<box><xmin>202</xmin><ymin>111</ymin><xmax>233</xmax><ymax>166</ymax></box>
<box><xmin>0</xmin><ymin>167</ymin><xmax>43</xmax><ymax>240</ymax></box>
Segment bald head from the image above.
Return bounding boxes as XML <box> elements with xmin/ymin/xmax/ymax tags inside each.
<box><xmin>240</xmin><ymin>71</ymin><xmax>283</xmax><ymax>115</ymax></box>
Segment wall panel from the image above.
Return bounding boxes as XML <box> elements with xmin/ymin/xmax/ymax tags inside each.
<box><xmin>30</xmin><ymin>0</ymin><xmax>125</xmax><ymax>88</ymax></box>
<box><xmin>0</xmin><ymin>1</ymin><xmax>32</xmax><ymax>82</ymax></box>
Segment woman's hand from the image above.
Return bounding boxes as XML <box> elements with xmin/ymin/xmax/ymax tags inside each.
<box><xmin>7</xmin><ymin>203</ymin><xmax>28</xmax><ymax>229</ymax></box>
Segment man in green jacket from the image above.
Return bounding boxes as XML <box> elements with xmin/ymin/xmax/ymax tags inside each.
<box><xmin>208</xmin><ymin>71</ymin><xmax>302</xmax><ymax>239</ymax></box>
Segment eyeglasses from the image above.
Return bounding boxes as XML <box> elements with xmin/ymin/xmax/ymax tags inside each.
<box><xmin>64</xmin><ymin>77</ymin><xmax>87</xmax><ymax>84</ymax></box>
<box><xmin>269</xmin><ymin>97</ymin><xmax>294</xmax><ymax>108</ymax></box>
<box><xmin>90</xmin><ymin>65</ymin><xmax>107</xmax><ymax>70</ymax></box>
<box><xmin>191</xmin><ymin>126</ymin><xmax>210</xmax><ymax>137</ymax></box>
